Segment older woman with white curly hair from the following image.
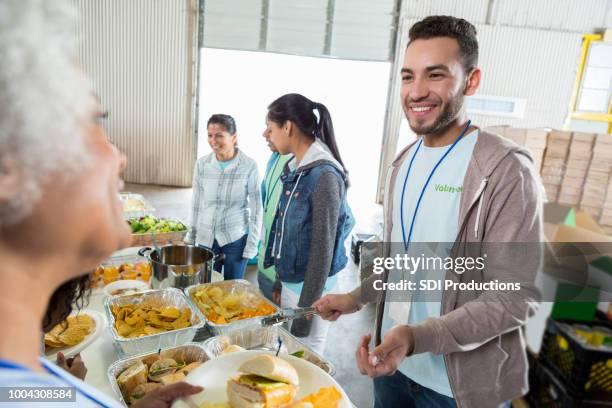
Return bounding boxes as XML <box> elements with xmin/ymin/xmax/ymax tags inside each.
<box><xmin>0</xmin><ymin>1</ymin><xmax>202</xmax><ymax>406</ymax></box>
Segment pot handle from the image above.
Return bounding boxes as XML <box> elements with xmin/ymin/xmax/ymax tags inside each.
<box><xmin>213</xmin><ymin>253</ymin><xmax>226</xmax><ymax>262</ymax></box>
<box><xmin>138</xmin><ymin>247</ymin><xmax>153</xmax><ymax>257</ymax></box>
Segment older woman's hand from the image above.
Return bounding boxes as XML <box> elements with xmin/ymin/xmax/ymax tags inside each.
<box><xmin>56</xmin><ymin>352</ymin><xmax>87</xmax><ymax>381</ymax></box>
<box><xmin>131</xmin><ymin>382</ymin><xmax>203</xmax><ymax>408</ymax></box>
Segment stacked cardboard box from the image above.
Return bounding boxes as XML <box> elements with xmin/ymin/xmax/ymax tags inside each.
<box><xmin>557</xmin><ymin>132</ymin><xmax>594</xmax><ymax>206</ymax></box>
<box><xmin>593</xmin><ymin>134</ymin><xmax>612</xmax><ymax>233</ymax></box>
<box><xmin>580</xmin><ymin>133</ymin><xmax>612</xmax><ymax>221</ymax></box>
<box><xmin>541</xmin><ymin>130</ymin><xmax>571</xmax><ymax>203</ymax></box>
<box><xmin>492</xmin><ymin>127</ymin><xmax>547</xmax><ymax>173</ymax></box>
<box><xmin>524</xmin><ymin>129</ymin><xmax>547</xmax><ymax>172</ymax></box>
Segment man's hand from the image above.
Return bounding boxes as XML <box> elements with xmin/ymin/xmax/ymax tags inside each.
<box><xmin>131</xmin><ymin>382</ymin><xmax>203</xmax><ymax>408</ymax></box>
<box><xmin>56</xmin><ymin>352</ymin><xmax>87</xmax><ymax>381</ymax></box>
<box><xmin>312</xmin><ymin>294</ymin><xmax>360</xmax><ymax>321</ymax></box>
<box><xmin>355</xmin><ymin>325</ymin><xmax>415</xmax><ymax>378</ymax></box>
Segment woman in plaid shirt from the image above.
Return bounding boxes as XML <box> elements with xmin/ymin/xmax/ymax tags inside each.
<box><xmin>186</xmin><ymin>114</ymin><xmax>263</xmax><ymax>280</ymax></box>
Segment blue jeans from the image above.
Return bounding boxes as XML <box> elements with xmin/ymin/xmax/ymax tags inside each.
<box><xmin>374</xmin><ymin>370</ymin><xmax>456</xmax><ymax>408</ymax></box>
<box><xmin>212</xmin><ymin>235</ymin><xmax>247</xmax><ymax>280</ymax></box>
<box><xmin>257</xmin><ymin>270</ymin><xmax>275</xmax><ymax>302</ymax></box>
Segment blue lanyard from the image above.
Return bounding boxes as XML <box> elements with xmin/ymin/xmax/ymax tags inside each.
<box><xmin>400</xmin><ymin>120</ymin><xmax>472</xmax><ymax>252</ymax></box>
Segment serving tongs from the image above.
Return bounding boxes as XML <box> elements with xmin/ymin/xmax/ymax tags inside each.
<box><xmin>261</xmin><ymin>307</ymin><xmax>319</xmax><ymax>327</ymax></box>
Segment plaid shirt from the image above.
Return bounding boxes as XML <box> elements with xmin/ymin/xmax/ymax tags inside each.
<box><xmin>186</xmin><ymin>150</ymin><xmax>262</xmax><ymax>258</ymax></box>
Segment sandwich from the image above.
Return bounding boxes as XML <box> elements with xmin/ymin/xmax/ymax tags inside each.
<box><xmin>227</xmin><ymin>355</ymin><xmax>299</xmax><ymax>408</ymax></box>
<box><xmin>148</xmin><ymin>358</ymin><xmax>179</xmax><ymax>382</ymax></box>
<box><xmin>117</xmin><ymin>360</ymin><xmax>148</xmax><ymax>400</ymax></box>
<box><xmin>129</xmin><ymin>382</ymin><xmax>162</xmax><ymax>404</ymax></box>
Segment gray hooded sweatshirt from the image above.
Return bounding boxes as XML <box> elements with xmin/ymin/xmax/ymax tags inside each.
<box><xmin>350</xmin><ymin>128</ymin><xmax>543</xmax><ymax>407</ymax></box>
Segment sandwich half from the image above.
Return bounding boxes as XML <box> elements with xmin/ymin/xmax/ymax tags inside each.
<box><xmin>227</xmin><ymin>355</ymin><xmax>299</xmax><ymax>408</ymax></box>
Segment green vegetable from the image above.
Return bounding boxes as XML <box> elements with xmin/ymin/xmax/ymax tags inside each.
<box><xmin>290</xmin><ymin>350</ymin><xmax>305</xmax><ymax>358</ymax></box>
<box><xmin>128</xmin><ymin>217</ymin><xmax>187</xmax><ymax>234</ymax></box>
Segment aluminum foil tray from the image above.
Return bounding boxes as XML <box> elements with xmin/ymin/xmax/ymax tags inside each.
<box><xmin>104</xmin><ymin>288</ymin><xmax>204</xmax><ymax>357</ymax></box>
<box><xmin>185</xmin><ymin>279</ymin><xmax>279</xmax><ymax>336</ymax></box>
<box><xmin>107</xmin><ymin>343</ymin><xmax>209</xmax><ymax>406</ymax></box>
<box><xmin>120</xmin><ymin>192</ymin><xmax>155</xmax><ymax>219</ymax></box>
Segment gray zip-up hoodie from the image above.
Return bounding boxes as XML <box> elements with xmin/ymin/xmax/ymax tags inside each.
<box><xmin>349</xmin><ymin>128</ymin><xmax>543</xmax><ymax>408</ymax></box>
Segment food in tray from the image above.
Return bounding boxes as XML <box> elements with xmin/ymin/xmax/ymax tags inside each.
<box><xmin>111</xmin><ymin>287</ymin><xmax>141</xmax><ymax>296</ymax></box>
<box><xmin>123</xmin><ymin>197</ymin><xmax>149</xmax><ymax>213</ymax></box>
<box><xmin>111</xmin><ymin>303</ymin><xmax>192</xmax><ymax>338</ymax></box>
<box><xmin>44</xmin><ymin>314</ymin><xmax>95</xmax><ymax>349</ymax></box>
<box><xmin>227</xmin><ymin>355</ymin><xmax>299</xmax><ymax>408</ymax></box>
<box><xmin>116</xmin><ymin>356</ymin><xmax>203</xmax><ymax>405</ymax></box>
<box><xmin>192</xmin><ymin>285</ymin><xmax>276</xmax><ymax>324</ymax></box>
<box><xmin>295</xmin><ymin>386</ymin><xmax>342</xmax><ymax>408</ymax></box>
<box><xmin>92</xmin><ymin>262</ymin><xmax>151</xmax><ymax>287</ymax></box>
<box><xmin>128</xmin><ymin>215</ymin><xmax>187</xmax><ymax>234</ymax></box>
<box><xmin>221</xmin><ymin>344</ymin><xmax>247</xmax><ymax>355</ymax></box>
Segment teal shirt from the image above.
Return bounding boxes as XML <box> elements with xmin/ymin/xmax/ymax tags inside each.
<box><xmin>257</xmin><ymin>152</ymin><xmax>292</xmax><ymax>281</ymax></box>
<box><xmin>218</xmin><ymin>156</ymin><xmax>237</xmax><ymax>170</ymax></box>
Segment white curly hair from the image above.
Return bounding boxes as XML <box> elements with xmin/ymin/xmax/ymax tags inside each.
<box><xmin>0</xmin><ymin>0</ymin><xmax>96</xmax><ymax>227</ymax></box>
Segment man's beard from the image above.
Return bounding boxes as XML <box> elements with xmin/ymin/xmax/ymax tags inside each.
<box><xmin>408</xmin><ymin>93</ymin><xmax>464</xmax><ymax>136</ymax></box>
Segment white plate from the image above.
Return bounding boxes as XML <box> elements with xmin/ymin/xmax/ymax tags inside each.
<box><xmin>44</xmin><ymin>309</ymin><xmax>106</xmax><ymax>361</ymax></box>
<box><xmin>172</xmin><ymin>350</ymin><xmax>351</xmax><ymax>408</ymax></box>
<box><xmin>103</xmin><ymin>279</ymin><xmax>150</xmax><ymax>297</ymax></box>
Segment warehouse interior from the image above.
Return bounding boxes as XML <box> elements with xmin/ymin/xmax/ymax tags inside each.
<box><xmin>8</xmin><ymin>0</ymin><xmax>612</xmax><ymax>407</ymax></box>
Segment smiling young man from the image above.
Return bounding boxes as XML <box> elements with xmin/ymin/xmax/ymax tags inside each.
<box><xmin>314</xmin><ymin>16</ymin><xmax>543</xmax><ymax>408</ymax></box>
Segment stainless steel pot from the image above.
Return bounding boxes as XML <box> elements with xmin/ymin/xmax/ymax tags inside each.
<box><xmin>138</xmin><ymin>244</ymin><xmax>222</xmax><ymax>289</ymax></box>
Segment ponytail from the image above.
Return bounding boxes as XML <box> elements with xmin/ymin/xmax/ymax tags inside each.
<box><xmin>312</xmin><ymin>102</ymin><xmax>348</xmax><ymax>180</ymax></box>
<box><xmin>267</xmin><ymin>93</ymin><xmax>349</xmax><ymax>184</ymax></box>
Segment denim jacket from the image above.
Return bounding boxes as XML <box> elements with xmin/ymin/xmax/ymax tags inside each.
<box><xmin>264</xmin><ymin>142</ymin><xmax>354</xmax><ymax>284</ymax></box>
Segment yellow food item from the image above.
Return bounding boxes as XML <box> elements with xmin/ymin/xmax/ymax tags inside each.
<box><xmin>199</xmin><ymin>403</ymin><xmax>231</xmax><ymax>408</ymax></box>
<box><xmin>192</xmin><ymin>285</ymin><xmax>276</xmax><ymax>325</ymax></box>
<box><xmin>298</xmin><ymin>386</ymin><xmax>342</xmax><ymax>408</ymax></box>
<box><xmin>44</xmin><ymin>314</ymin><xmax>95</xmax><ymax>349</ymax></box>
<box><xmin>111</xmin><ymin>303</ymin><xmax>192</xmax><ymax>338</ymax></box>
<box><xmin>92</xmin><ymin>262</ymin><xmax>152</xmax><ymax>288</ymax></box>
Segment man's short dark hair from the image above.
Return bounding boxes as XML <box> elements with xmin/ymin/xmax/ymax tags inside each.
<box><xmin>408</xmin><ymin>16</ymin><xmax>478</xmax><ymax>75</ymax></box>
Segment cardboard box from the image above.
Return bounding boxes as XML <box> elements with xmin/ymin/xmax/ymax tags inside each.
<box><xmin>595</xmin><ymin>133</ymin><xmax>612</xmax><ymax>145</ymax></box>
<box><xmin>580</xmin><ymin>205</ymin><xmax>602</xmax><ymax>219</ymax></box>
<box><xmin>525</xmin><ymin>129</ymin><xmax>548</xmax><ymax>149</ymax></box>
<box><xmin>558</xmin><ymin>194</ymin><xmax>581</xmax><ymax>206</ymax></box>
<box><xmin>544</xmin><ymin>204</ymin><xmax>612</xmax><ymax>274</ymax></box>
<box><xmin>549</xmin><ymin>130</ymin><xmax>572</xmax><ymax>142</ymax></box>
<box><xmin>504</xmin><ymin>127</ymin><xmax>526</xmax><ymax>145</ymax></box>
<box><xmin>559</xmin><ymin>177</ymin><xmax>583</xmax><ymax>189</ymax></box>
<box><xmin>565</xmin><ymin>158</ymin><xmax>590</xmax><ymax>170</ymax></box>
<box><xmin>563</xmin><ymin>167</ymin><xmax>588</xmax><ymax>179</ymax></box>
<box><xmin>542</xmin><ymin>174</ymin><xmax>563</xmax><ymax>185</ymax></box>
<box><xmin>545</xmin><ymin>144</ymin><xmax>570</xmax><ymax>158</ymax></box>
<box><xmin>484</xmin><ymin>125</ymin><xmax>508</xmax><ymax>137</ymax></box>
<box><xmin>572</xmin><ymin>132</ymin><xmax>595</xmax><ymax>143</ymax></box>
<box><xmin>585</xmin><ymin>170</ymin><xmax>610</xmax><ymax>183</ymax></box>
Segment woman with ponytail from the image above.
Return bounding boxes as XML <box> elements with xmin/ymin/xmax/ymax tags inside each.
<box><xmin>263</xmin><ymin>93</ymin><xmax>355</xmax><ymax>354</ymax></box>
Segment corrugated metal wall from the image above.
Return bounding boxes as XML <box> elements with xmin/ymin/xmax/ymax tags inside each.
<box><xmin>405</xmin><ymin>0</ymin><xmax>489</xmax><ymax>23</ymax></box>
<box><xmin>75</xmin><ymin>0</ymin><xmax>198</xmax><ymax>186</ymax></box>
<box><xmin>473</xmin><ymin>23</ymin><xmax>582</xmax><ymax>128</ymax></box>
<box><xmin>406</xmin><ymin>0</ymin><xmax>611</xmax><ymax>32</ymax></box>
<box><xmin>202</xmin><ymin>0</ymin><xmax>399</xmax><ymax>61</ymax></box>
